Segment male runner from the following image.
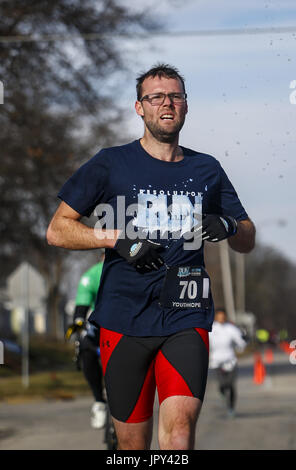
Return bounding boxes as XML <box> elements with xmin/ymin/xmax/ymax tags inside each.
<box><xmin>66</xmin><ymin>253</ymin><xmax>106</xmax><ymax>429</ymax></box>
<box><xmin>209</xmin><ymin>308</ymin><xmax>246</xmax><ymax>418</ymax></box>
<box><xmin>47</xmin><ymin>63</ymin><xmax>255</xmax><ymax>450</ymax></box>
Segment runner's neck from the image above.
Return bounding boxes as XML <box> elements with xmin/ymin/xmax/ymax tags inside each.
<box><xmin>139</xmin><ymin>137</ymin><xmax>184</xmax><ymax>163</ymax></box>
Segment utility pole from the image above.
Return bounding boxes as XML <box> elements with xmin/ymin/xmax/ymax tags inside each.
<box><xmin>235</xmin><ymin>252</ymin><xmax>245</xmax><ymax>313</ymax></box>
<box><xmin>21</xmin><ymin>262</ymin><xmax>30</xmax><ymax>388</ymax></box>
<box><xmin>219</xmin><ymin>240</ymin><xmax>236</xmax><ymax>323</ymax></box>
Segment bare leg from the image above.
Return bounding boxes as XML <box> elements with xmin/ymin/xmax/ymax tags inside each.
<box><xmin>158</xmin><ymin>396</ymin><xmax>202</xmax><ymax>450</ymax></box>
<box><xmin>112</xmin><ymin>416</ymin><xmax>153</xmax><ymax>450</ymax></box>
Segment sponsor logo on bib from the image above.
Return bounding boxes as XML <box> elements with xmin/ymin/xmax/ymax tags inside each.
<box><xmin>177</xmin><ymin>267</ymin><xmax>190</xmax><ymax>277</ymax></box>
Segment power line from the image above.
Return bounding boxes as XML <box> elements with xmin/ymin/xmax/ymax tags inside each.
<box><xmin>0</xmin><ymin>26</ymin><xmax>296</xmax><ymax>43</ymax></box>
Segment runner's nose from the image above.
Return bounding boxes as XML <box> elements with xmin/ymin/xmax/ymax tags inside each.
<box><xmin>163</xmin><ymin>94</ymin><xmax>174</xmax><ymax>106</ymax></box>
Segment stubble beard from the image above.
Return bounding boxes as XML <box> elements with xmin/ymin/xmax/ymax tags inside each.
<box><xmin>144</xmin><ymin>116</ymin><xmax>186</xmax><ymax>143</ymax></box>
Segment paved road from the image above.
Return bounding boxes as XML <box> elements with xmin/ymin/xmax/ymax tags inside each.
<box><xmin>0</xmin><ymin>350</ymin><xmax>295</xmax><ymax>450</ymax></box>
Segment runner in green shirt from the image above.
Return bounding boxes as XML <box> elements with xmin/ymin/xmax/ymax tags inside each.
<box><xmin>67</xmin><ymin>252</ymin><xmax>106</xmax><ymax>429</ymax></box>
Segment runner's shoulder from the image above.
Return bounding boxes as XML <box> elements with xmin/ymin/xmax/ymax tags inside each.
<box><xmin>84</xmin><ymin>262</ymin><xmax>103</xmax><ymax>277</ymax></box>
<box><xmin>92</xmin><ymin>141</ymin><xmax>137</xmax><ymax>161</ymax></box>
<box><xmin>181</xmin><ymin>146</ymin><xmax>221</xmax><ymax>166</ymax></box>
<box><xmin>79</xmin><ymin>263</ymin><xmax>103</xmax><ymax>287</ymax></box>
<box><xmin>226</xmin><ymin>322</ymin><xmax>242</xmax><ymax>335</ymax></box>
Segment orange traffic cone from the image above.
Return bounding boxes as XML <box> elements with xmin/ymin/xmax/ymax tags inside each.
<box><xmin>253</xmin><ymin>353</ymin><xmax>266</xmax><ymax>385</ymax></box>
<box><xmin>264</xmin><ymin>348</ymin><xmax>274</xmax><ymax>364</ymax></box>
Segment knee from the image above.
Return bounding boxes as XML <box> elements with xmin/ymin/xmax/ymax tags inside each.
<box><xmin>170</xmin><ymin>426</ymin><xmax>192</xmax><ymax>450</ymax></box>
<box><xmin>159</xmin><ymin>422</ymin><xmax>193</xmax><ymax>450</ymax></box>
<box><xmin>117</xmin><ymin>434</ymin><xmax>150</xmax><ymax>450</ymax></box>
<box><xmin>115</xmin><ymin>420</ymin><xmax>153</xmax><ymax>450</ymax></box>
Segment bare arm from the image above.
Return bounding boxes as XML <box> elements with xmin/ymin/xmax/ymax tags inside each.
<box><xmin>227</xmin><ymin>218</ymin><xmax>255</xmax><ymax>253</ymax></box>
<box><xmin>46</xmin><ymin>201</ymin><xmax>120</xmax><ymax>250</ymax></box>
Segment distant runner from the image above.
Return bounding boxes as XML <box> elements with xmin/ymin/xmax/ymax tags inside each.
<box><xmin>209</xmin><ymin>308</ymin><xmax>246</xmax><ymax>417</ymax></box>
<box><xmin>66</xmin><ymin>252</ymin><xmax>106</xmax><ymax>429</ymax></box>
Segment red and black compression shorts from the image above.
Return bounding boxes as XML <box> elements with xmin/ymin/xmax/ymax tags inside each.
<box><xmin>100</xmin><ymin>327</ymin><xmax>209</xmax><ymax>423</ymax></box>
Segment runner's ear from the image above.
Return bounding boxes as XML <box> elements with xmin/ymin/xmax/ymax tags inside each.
<box><xmin>135</xmin><ymin>100</ymin><xmax>144</xmax><ymax>118</ymax></box>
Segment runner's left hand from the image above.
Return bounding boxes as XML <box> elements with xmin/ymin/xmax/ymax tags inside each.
<box><xmin>198</xmin><ymin>214</ymin><xmax>237</xmax><ymax>242</ymax></box>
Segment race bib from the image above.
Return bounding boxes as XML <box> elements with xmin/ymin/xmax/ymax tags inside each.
<box><xmin>159</xmin><ymin>265</ymin><xmax>212</xmax><ymax>309</ymax></box>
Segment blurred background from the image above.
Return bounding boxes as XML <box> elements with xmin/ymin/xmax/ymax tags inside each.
<box><xmin>0</xmin><ymin>0</ymin><xmax>295</xmax><ymax>450</ymax></box>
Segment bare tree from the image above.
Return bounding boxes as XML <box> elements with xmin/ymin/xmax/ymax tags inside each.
<box><xmin>0</xmin><ymin>0</ymin><xmax>159</xmax><ymax>338</ymax></box>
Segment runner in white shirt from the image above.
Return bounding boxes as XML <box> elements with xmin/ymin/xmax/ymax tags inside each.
<box><xmin>209</xmin><ymin>308</ymin><xmax>246</xmax><ymax>417</ymax></box>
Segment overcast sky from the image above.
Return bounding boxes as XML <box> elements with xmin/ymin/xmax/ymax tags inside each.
<box><xmin>114</xmin><ymin>0</ymin><xmax>296</xmax><ymax>262</ymax></box>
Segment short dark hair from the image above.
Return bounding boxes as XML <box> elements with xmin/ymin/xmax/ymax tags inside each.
<box><xmin>136</xmin><ymin>63</ymin><xmax>186</xmax><ymax>100</ymax></box>
<box><xmin>215</xmin><ymin>307</ymin><xmax>227</xmax><ymax>315</ymax></box>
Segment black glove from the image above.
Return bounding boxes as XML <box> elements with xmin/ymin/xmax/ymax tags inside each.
<box><xmin>114</xmin><ymin>236</ymin><xmax>164</xmax><ymax>271</ymax></box>
<box><xmin>200</xmin><ymin>214</ymin><xmax>237</xmax><ymax>242</ymax></box>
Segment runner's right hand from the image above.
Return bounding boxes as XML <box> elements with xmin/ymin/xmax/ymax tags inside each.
<box><xmin>114</xmin><ymin>236</ymin><xmax>164</xmax><ymax>271</ymax></box>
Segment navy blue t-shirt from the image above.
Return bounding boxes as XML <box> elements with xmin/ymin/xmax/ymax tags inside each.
<box><xmin>58</xmin><ymin>139</ymin><xmax>248</xmax><ymax>336</ymax></box>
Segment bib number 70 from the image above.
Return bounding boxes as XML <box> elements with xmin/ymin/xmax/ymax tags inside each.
<box><xmin>179</xmin><ymin>279</ymin><xmax>210</xmax><ymax>300</ymax></box>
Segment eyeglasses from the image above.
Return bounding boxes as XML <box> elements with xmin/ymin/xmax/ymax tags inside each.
<box><xmin>139</xmin><ymin>92</ymin><xmax>187</xmax><ymax>106</ymax></box>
